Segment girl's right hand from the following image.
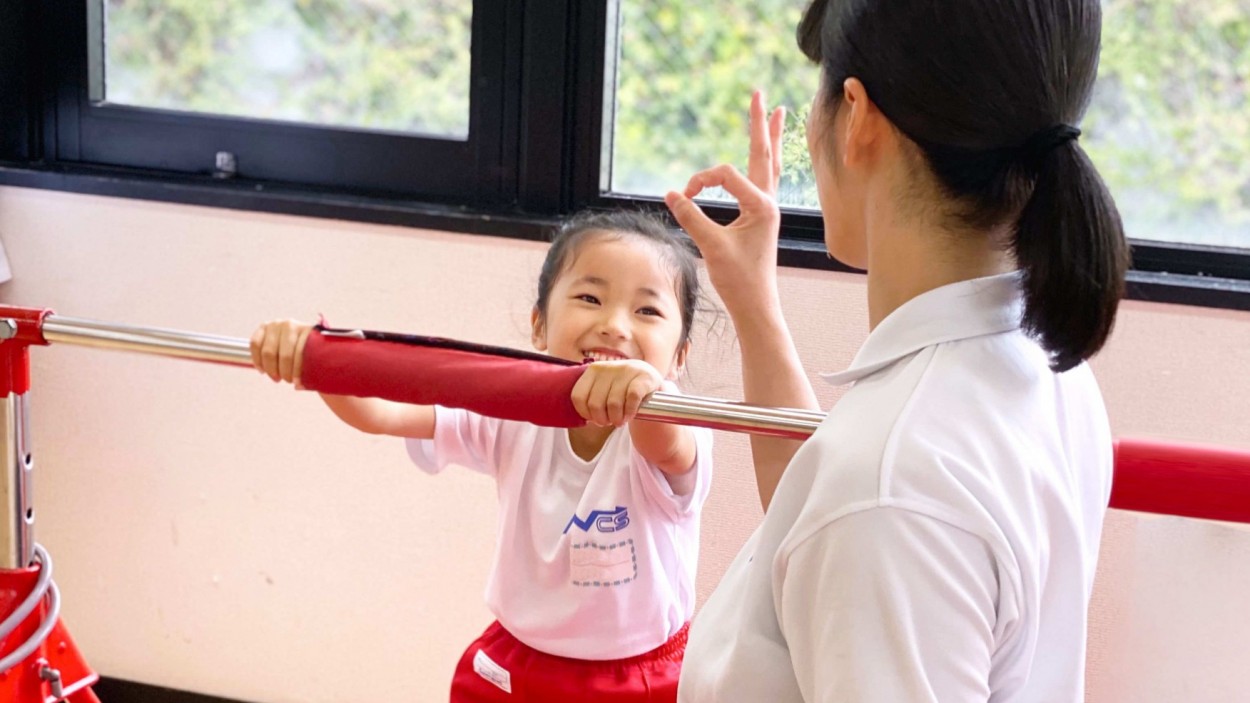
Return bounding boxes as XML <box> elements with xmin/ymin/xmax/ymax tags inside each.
<box><xmin>664</xmin><ymin>90</ymin><xmax>786</xmax><ymax>316</ymax></box>
<box><xmin>571</xmin><ymin>359</ymin><xmax>665</xmax><ymax>428</ymax></box>
<box><xmin>250</xmin><ymin>319</ymin><xmax>313</xmax><ymax>386</ymax></box>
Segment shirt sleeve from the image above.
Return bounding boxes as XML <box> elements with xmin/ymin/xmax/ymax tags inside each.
<box><xmin>632</xmin><ymin>381</ymin><xmax>715</xmax><ymax>519</ymax></box>
<box><xmin>634</xmin><ymin>425</ymin><xmax>714</xmax><ymax>520</ymax></box>
<box><xmin>404</xmin><ymin>405</ymin><xmax>501</xmax><ymax>477</ymax></box>
<box><xmin>776</xmin><ymin>506</ymin><xmax>999</xmax><ymax>703</ymax></box>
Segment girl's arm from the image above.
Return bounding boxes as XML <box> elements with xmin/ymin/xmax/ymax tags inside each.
<box><xmin>665</xmin><ymin>92</ymin><xmax>819</xmax><ymax>511</ymax></box>
<box><xmin>319</xmin><ymin>394</ymin><xmax>435</xmax><ymax>439</ymax></box>
<box><xmin>628</xmin><ymin>419</ymin><xmax>698</xmax><ymax>495</ymax></box>
<box><xmin>251</xmin><ymin>319</ymin><xmax>435</xmax><ymax>439</ymax></box>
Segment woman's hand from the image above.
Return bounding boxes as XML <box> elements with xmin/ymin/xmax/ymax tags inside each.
<box><xmin>571</xmin><ymin>359</ymin><xmax>664</xmax><ymax>428</ymax></box>
<box><xmin>666</xmin><ymin>92</ymin><xmax>817</xmax><ymax>512</ymax></box>
<box><xmin>665</xmin><ymin>91</ymin><xmax>786</xmax><ymax>316</ymax></box>
<box><xmin>250</xmin><ymin>319</ymin><xmax>313</xmax><ymax>387</ymax></box>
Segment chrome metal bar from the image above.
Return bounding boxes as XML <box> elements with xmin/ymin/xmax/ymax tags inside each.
<box><xmin>0</xmin><ymin>395</ymin><xmax>15</xmax><ymax>568</ymax></box>
<box><xmin>638</xmin><ymin>392</ymin><xmax>823</xmax><ymax>439</ymax></box>
<box><xmin>38</xmin><ymin>315</ymin><xmax>826</xmax><ymax>439</ymax></box>
<box><xmin>0</xmin><ymin>393</ymin><xmax>33</xmax><ymax>569</ymax></box>
<box><xmin>42</xmin><ymin>316</ymin><xmax>253</xmax><ymax>367</ymax></box>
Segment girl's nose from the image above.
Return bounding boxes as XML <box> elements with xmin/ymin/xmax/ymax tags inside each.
<box><xmin>598</xmin><ymin>308</ymin><xmax>629</xmax><ymax>339</ymax></box>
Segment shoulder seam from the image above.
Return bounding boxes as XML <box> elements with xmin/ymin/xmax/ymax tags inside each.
<box><xmin>877</xmin><ymin>345</ymin><xmax>941</xmax><ymax>497</ymax></box>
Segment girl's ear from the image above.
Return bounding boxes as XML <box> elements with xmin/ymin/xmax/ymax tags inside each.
<box><xmin>668</xmin><ymin>339</ymin><xmax>692</xmax><ymax>380</ymax></box>
<box><xmin>530</xmin><ymin>307</ymin><xmax>548</xmax><ymax>351</ymax></box>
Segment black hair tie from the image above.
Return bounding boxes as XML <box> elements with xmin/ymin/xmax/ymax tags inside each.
<box><xmin>1018</xmin><ymin>124</ymin><xmax>1081</xmax><ymax>167</ymax></box>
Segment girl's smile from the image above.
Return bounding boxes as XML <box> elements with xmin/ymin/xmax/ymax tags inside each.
<box><xmin>532</xmin><ymin>234</ymin><xmax>689</xmax><ymax>380</ymax></box>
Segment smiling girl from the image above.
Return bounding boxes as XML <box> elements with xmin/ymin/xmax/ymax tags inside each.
<box><xmin>251</xmin><ymin>211</ymin><xmax>713</xmax><ymax>702</ymax></box>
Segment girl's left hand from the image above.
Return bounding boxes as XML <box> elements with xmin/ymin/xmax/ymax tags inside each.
<box><xmin>572</xmin><ymin>360</ymin><xmax>664</xmax><ymax>427</ymax></box>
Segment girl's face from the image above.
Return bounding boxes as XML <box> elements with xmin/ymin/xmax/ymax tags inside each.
<box><xmin>808</xmin><ymin>88</ymin><xmax>870</xmax><ymax>270</ymax></box>
<box><xmin>532</xmin><ymin>234</ymin><xmax>689</xmax><ymax>379</ymax></box>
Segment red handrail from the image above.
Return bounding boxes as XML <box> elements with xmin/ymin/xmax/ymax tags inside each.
<box><xmin>1112</xmin><ymin>438</ymin><xmax>1250</xmax><ymax>524</ymax></box>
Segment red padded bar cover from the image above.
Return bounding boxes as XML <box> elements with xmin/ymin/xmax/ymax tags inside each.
<box><xmin>1112</xmin><ymin>438</ymin><xmax>1250</xmax><ymax>523</ymax></box>
<box><xmin>300</xmin><ymin>331</ymin><xmax>589</xmax><ymax>428</ymax></box>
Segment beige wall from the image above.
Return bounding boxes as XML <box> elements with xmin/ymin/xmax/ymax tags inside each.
<box><xmin>0</xmin><ymin>185</ymin><xmax>1247</xmax><ymax>702</ymax></box>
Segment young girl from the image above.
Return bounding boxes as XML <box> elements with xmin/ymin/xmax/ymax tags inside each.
<box><xmin>660</xmin><ymin>0</ymin><xmax>1130</xmax><ymax>701</ymax></box>
<box><xmin>250</xmin><ymin>210</ymin><xmax>712</xmax><ymax>702</ymax></box>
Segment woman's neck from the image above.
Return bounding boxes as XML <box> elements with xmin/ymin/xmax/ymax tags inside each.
<box><xmin>864</xmin><ymin>213</ymin><xmax>1014</xmax><ymax>330</ymax></box>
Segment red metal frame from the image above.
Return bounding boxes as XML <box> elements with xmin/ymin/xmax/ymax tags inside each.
<box><xmin>0</xmin><ymin>565</ymin><xmax>99</xmax><ymax>703</ymax></box>
<box><xmin>0</xmin><ymin>305</ymin><xmax>99</xmax><ymax>703</ymax></box>
<box><xmin>0</xmin><ymin>307</ymin><xmax>50</xmax><ymax>397</ymax></box>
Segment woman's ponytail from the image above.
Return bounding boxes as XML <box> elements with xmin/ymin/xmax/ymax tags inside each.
<box><xmin>1013</xmin><ymin>141</ymin><xmax>1129</xmax><ymax>372</ymax></box>
<box><xmin>797</xmin><ymin>0</ymin><xmax>1128</xmax><ymax>372</ymax></box>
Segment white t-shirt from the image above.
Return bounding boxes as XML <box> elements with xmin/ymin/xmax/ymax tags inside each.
<box><xmin>679</xmin><ymin>273</ymin><xmax>1113</xmax><ymax>702</ymax></box>
<box><xmin>407</xmin><ymin>405</ymin><xmax>714</xmax><ymax>660</ymax></box>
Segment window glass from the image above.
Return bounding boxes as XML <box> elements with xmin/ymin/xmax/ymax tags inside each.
<box><xmin>98</xmin><ymin>0</ymin><xmax>472</xmax><ymax>139</ymax></box>
<box><xmin>609</xmin><ymin>0</ymin><xmax>1249</xmax><ymax>249</ymax></box>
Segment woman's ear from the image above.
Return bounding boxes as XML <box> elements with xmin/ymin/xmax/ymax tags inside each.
<box><xmin>841</xmin><ymin>77</ymin><xmax>888</xmax><ymax>170</ymax></box>
<box><xmin>530</xmin><ymin>307</ymin><xmax>548</xmax><ymax>351</ymax></box>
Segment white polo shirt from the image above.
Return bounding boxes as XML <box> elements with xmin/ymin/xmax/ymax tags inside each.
<box><xmin>407</xmin><ymin>405</ymin><xmax>714</xmax><ymax>660</ymax></box>
<box><xmin>679</xmin><ymin>273</ymin><xmax>1112</xmax><ymax>702</ymax></box>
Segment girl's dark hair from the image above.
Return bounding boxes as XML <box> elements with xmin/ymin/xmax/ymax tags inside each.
<box><xmin>798</xmin><ymin>0</ymin><xmax>1130</xmax><ymax>371</ymax></box>
<box><xmin>535</xmin><ymin>210</ymin><xmax>702</xmax><ymax>346</ymax></box>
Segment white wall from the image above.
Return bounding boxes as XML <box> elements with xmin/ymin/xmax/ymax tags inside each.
<box><xmin>1</xmin><ymin>185</ymin><xmax>1247</xmax><ymax>701</ymax></box>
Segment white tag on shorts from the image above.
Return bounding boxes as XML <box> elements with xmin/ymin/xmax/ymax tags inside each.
<box><xmin>473</xmin><ymin>648</ymin><xmax>512</xmax><ymax>694</ymax></box>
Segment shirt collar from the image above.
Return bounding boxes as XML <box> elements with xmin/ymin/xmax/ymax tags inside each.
<box><xmin>820</xmin><ymin>271</ymin><xmax>1025</xmax><ymax>386</ymax></box>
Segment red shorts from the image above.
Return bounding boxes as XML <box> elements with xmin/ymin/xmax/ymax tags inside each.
<box><xmin>450</xmin><ymin>620</ymin><xmax>689</xmax><ymax>702</ymax></box>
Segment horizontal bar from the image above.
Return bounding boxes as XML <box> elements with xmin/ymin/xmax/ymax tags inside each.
<box><xmin>1113</xmin><ymin>439</ymin><xmax>1250</xmax><ymax>524</ymax></box>
<box><xmin>41</xmin><ymin>316</ymin><xmax>254</xmax><ymax>367</ymax></box>
<box><xmin>638</xmin><ymin>392</ymin><xmax>823</xmax><ymax>439</ymax></box>
<box><xmin>36</xmin><ymin>315</ymin><xmax>823</xmax><ymax>438</ymax></box>
<box><xmin>28</xmin><ymin>313</ymin><xmax>1250</xmax><ymax>525</ymax></box>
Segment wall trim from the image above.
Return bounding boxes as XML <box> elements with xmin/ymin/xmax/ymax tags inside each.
<box><xmin>92</xmin><ymin>677</ymin><xmax>250</xmax><ymax>703</ymax></box>
<box><xmin>2</xmin><ymin>162</ymin><xmax>1247</xmax><ymax>313</ymax></box>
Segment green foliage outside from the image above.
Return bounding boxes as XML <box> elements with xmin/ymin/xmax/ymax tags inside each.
<box><xmin>105</xmin><ymin>0</ymin><xmax>471</xmax><ymax>137</ymax></box>
<box><xmin>614</xmin><ymin>0</ymin><xmax>1249</xmax><ymax>245</ymax></box>
<box><xmin>104</xmin><ymin>0</ymin><xmax>1248</xmax><ymax>246</ymax></box>
<box><xmin>1084</xmin><ymin>0</ymin><xmax>1250</xmax><ymax>244</ymax></box>
<box><xmin>614</xmin><ymin>1</ymin><xmax>820</xmax><ymax>207</ymax></box>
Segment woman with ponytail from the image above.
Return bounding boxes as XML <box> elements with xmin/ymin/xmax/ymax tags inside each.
<box><xmin>663</xmin><ymin>0</ymin><xmax>1129</xmax><ymax>700</ymax></box>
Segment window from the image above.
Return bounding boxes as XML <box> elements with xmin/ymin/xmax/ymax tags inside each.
<box><xmin>1086</xmin><ymin>0</ymin><xmax>1249</xmax><ymax>249</ymax></box>
<box><xmin>602</xmin><ymin>0</ymin><xmax>1250</xmax><ymax>253</ymax></box>
<box><xmin>41</xmin><ymin>0</ymin><xmax>511</xmax><ymax>202</ymax></box>
<box><xmin>96</xmin><ymin>0</ymin><xmax>473</xmax><ymax>139</ymax></box>
<box><xmin>607</xmin><ymin>1</ymin><xmax>820</xmax><ymax>210</ymax></box>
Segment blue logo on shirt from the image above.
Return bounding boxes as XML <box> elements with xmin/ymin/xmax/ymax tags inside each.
<box><xmin>564</xmin><ymin>506</ymin><xmax>630</xmax><ymax>534</ymax></box>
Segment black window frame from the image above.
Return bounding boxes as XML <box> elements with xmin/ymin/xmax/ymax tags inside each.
<box><xmin>1</xmin><ymin>0</ymin><xmax>1246</xmax><ymax>311</ymax></box>
<box><xmin>29</xmin><ymin>0</ymin><xmax>521</xmax><ymax>206</ymax></box>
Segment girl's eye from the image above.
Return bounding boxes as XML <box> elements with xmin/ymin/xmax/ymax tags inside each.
<box><xmin>576</xmin><ymin>294</ymin><xmax>600</xmax><ymax>304</ymax></box>
<box><xmin>638</xmin><ymin>307</ymin><xmax>662</xmax><ymax>317</ymax></box>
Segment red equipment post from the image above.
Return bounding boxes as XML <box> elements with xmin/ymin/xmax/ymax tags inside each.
<box><xmin>0</xmin><ymin>305</ymin><xmax>99</xmax><ymax>703</ymax></box>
